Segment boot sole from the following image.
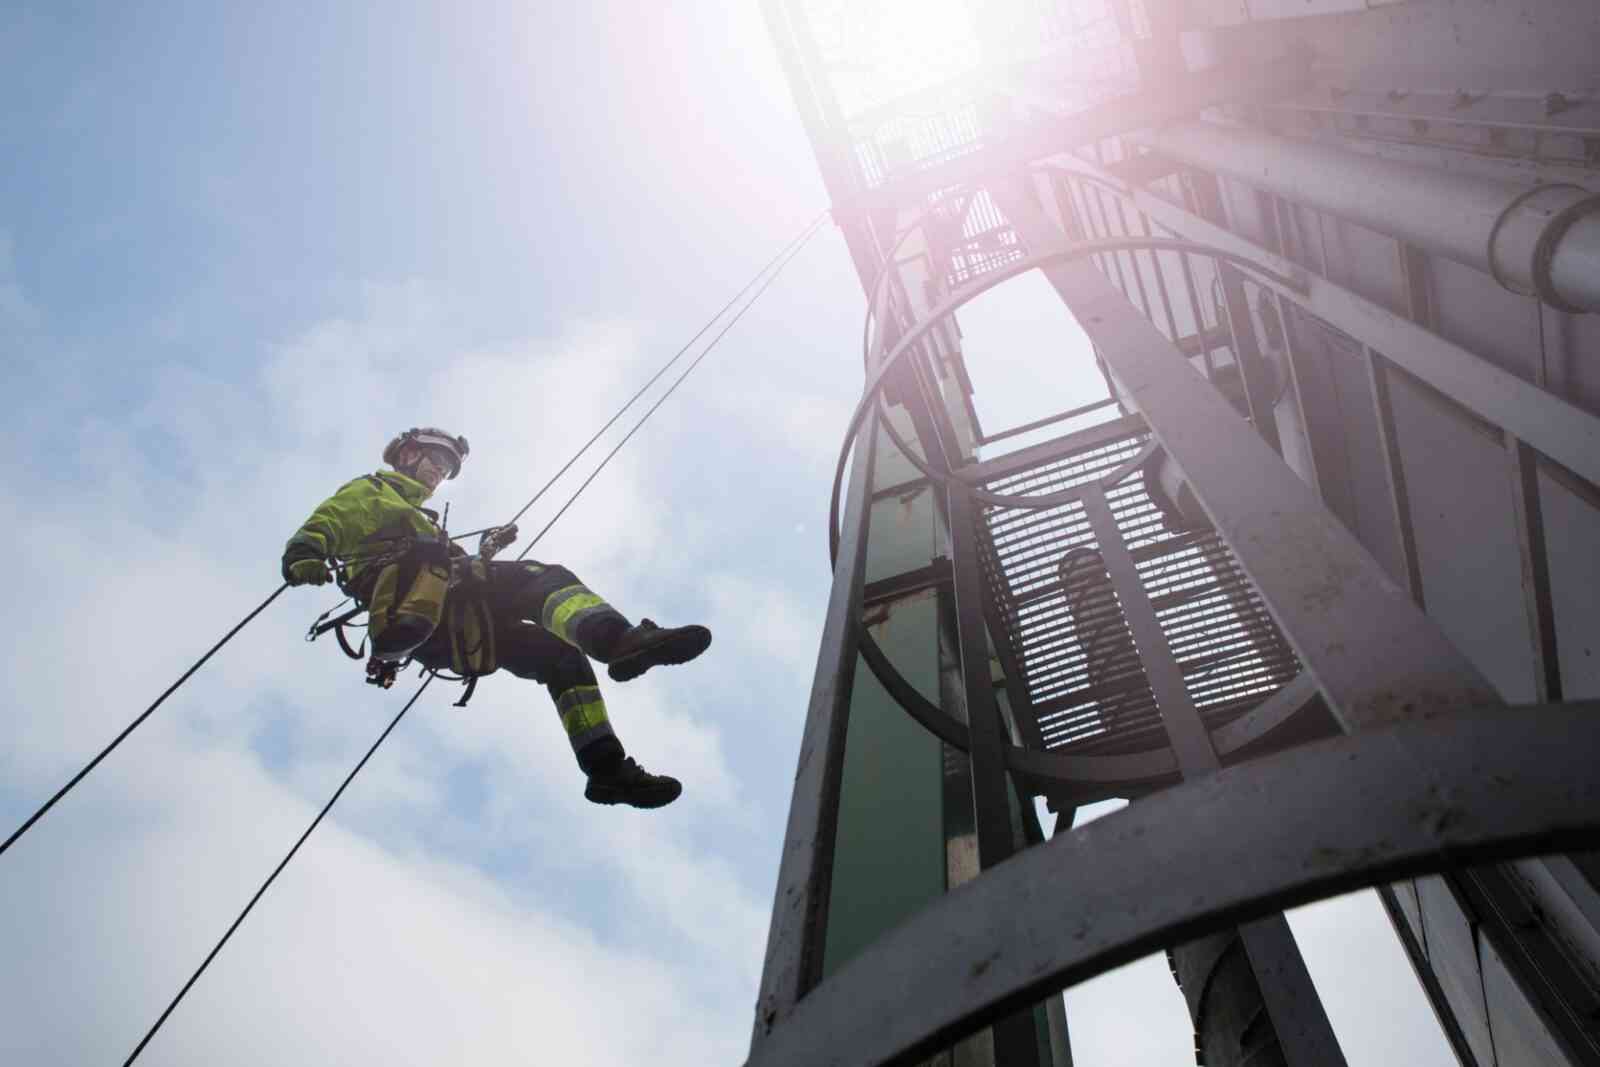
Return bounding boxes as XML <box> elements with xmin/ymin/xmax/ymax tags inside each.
<box><xmin>607</xmin><ymin>626</ymin><xmax>712</xmax><ymax>682</ymax></box>
<box><xmin>584</xmin><ymin>781</ymin><xmax>683</xmax><ymax>809</ymax></box>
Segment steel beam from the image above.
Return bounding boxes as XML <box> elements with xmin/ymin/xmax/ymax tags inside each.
<box><xmin>1034</xmin><ymin>161</ymin><xmax>1600</xmax><ymax>1067</ymax></box>
<box><xmin>1218</xmin><ymin>265</ymin><xmax>1285</xmax><ymax>451</ymax></box>
<box><xmin>960</xmin><ymin>413</ymin><xmax>1147</xmax><ymax>488</ymax></box>
<box><xmin>1080</xmin><ymin>487</ymin><xmax>1219</xmax><ymax>774</ymax></box>
<box><xmin>1239</xmin><ymin>916</ymin><xmax>1347</xmax><ymax>1067</ymax></box>
<box><xmin>996</xmin><ymin>185</ymin><xmax>1501</xmax><ymax>731</ymax></box>
<box><xmin>1505</xmin><ymin>434</ymin><xmax>1563</xmax><ymax>702</ymax></box>
<box><xmin>947</xmin><ymin>487</ymin><xmax>1022</xmax><ymax>868</ymax></box>
<box><xmin>1264</xmin><ymin>84</ymin><xmax>1600</xmax><ymax>140</ymax></box>
<box><xmin>863</xmin><ymin>53</ymin><xmax>1311</xmax><ymax>208</ymax></box>
<box><xmin>752</xmin><ymin>407</ymin><xmax>880</xmax><ymax>1046</ymax></box>
<box><xmin>947</xmin><ymin>483</ymin><xmax>1043</xmax><ymax>1066</ymax></box>
<box><xmin>1363</xmin><ymin>348</ymin><xmax>1427</xmax><ymax>607</ymax></box>
<box><xmin>1046</xmin><ymin>160</ymin><xmax>1600</xmax><ymax>491</ymax></box>
<box><xmin>741</xmin><ymin>705</ymin><xmax>1600</xmax><ymax>1067</ymax></box>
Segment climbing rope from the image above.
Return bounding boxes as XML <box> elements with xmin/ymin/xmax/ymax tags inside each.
<box><xmin>103</xmin><ymin>211</ymin><xmax>827</xmax><ymax>1063</ymax></box>
<box><xmin>500</xmin><ymin>208</ymin><xmax>830</xmax><ymax>540</ymax></box>
<box><xmin>516</xmin><ymin>212</ymin><xmax>828</xmax><ymax>559</ymax></box>
<box><xmin>123</xmin><ymin>674</ymin><xmax>434</xmax><ymax>1066</ymax></box>
<box><xmin>0</xmin><ymin>583</ymin><xmax>291</xmax><ymax>860</ymax></box>
<box><xmin>1</xmin><ymin>211</ymin><xmax>826</xmax><ymax>868</ymax></box>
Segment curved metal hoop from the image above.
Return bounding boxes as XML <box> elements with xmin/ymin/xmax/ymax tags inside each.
<box><xmin>746</xmin><ymin>704</ymin><xmax>1600</xmax><ymax>1067</ymax></box>
<box><xmin>832</xmin><ymin>238</ymin><xmax>1309</xmax><ymax>561</ymax></box>
<box><xmin>859</xmin><ymin>617</ymin><xmax>1318</xmax><ymax>795</ymax></box>
<box><xmin>859</xmin><ymin>622</ymin><xmax>1180</xmax><ymax>790</ymax></box>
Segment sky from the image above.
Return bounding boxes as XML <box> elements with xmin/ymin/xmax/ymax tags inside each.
<box><xmin>1</xmin><ymin>2</ymin><xmax>1452</xmax><ymax>1065</ymax></box>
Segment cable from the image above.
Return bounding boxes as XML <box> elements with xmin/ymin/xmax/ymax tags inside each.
<box><xmin>517</xmin><ymin>213</ymin><xmax>827</xmax><ymax>558</ymax></box>
<box><xmin>0</xmin><ymin>582</ymin><xmax>292</xmax><ymax>860</ymax></box>
<box><xmin>132</xmin><ymin>215</ymin><xmax>814</xmax><ymax>1023</ymax></box>
<box><xmin>119</xmin><ymin>212</ymin><xmax>828</xmax><ymax>1058</ymax></box>
<box><xmin>498</xmin><ymin>209</ymin><xmax>829</xmax><ymax>534</ymax></box>
<box><xmin>5</xmin><ymin>213</ymin><xmax>827</xmax><ymax>868</ymax></box>
<box><xmin>124</xmin><ymin>673</ymin><xmax>434</xmax><ymax>1066</ymax></box>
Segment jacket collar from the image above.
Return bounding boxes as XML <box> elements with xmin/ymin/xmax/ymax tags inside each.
<box><xmin>377</xmin><ymin>469</ymin><xmax>433</xmax><ymax>505</ymax></box>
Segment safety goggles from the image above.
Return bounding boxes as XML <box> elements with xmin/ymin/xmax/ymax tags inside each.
<box><xmin>414</xmin><ymin>445</ymin><xmax>460</xmax><ymax>478</ymax></box>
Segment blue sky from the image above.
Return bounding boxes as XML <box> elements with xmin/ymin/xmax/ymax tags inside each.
<box><xmin>1</xmin><ymin>3</ymin><xmax>1452</xmax><ymax>1064</ymax></box>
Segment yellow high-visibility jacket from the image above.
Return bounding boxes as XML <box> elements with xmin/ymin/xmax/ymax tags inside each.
<box><xmin>283</xmin><ymin>470</ymin><xmax>441</xmax><ymax>586</ymax></box>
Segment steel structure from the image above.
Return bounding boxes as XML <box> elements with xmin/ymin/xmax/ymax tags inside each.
<box><xmin>753</xmin><ymin>2</ymin><xmax>1600</xmax><ymax>1065</ymax></box>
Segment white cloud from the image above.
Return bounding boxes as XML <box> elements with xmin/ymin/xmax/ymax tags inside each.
<box><xmin>1</xmin><ymin>284</ymin><xmax>774</xmax><ymax>1065</ymax></box>
<box><xmin>0</xmin><ymin>737</ymin><xmax>747</xmax><ymax>1066</ymax></box>
<box><xmin>703</xmin><ymin>573</ymin><xmax>817</xmax><ymax>679</ymax></box>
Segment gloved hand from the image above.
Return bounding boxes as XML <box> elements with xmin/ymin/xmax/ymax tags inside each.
<box><xmin>480</xmin><ymin>523</ymin><xmax>519</xmax><ymax>560</ymax></box>
<box><xmin>285</xmin><ymin>557</ymin><xmax>331</xmax><ymax>586</ymax></box>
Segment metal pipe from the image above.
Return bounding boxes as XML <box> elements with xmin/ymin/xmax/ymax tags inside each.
<box><xmin>1137</xmin><ymin>121</ymin><xmax>1600</xmax><ymax>313</ymax></box>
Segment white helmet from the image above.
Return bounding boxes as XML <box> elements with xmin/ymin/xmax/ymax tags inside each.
<box><xmin>382</xmin><ymin>427</ymin><xmax>470</xmax><ymax>479</ymax></box>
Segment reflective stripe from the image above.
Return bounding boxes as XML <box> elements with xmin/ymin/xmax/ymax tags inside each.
<box><xmin>556</xmin><ymin>684</ymin><xmax>609</xmax><ymax>738</ymax></box>
<box><xmin>568</xmin><ymin>721</ymin><xmax>617</xmax><ymax>753</ymax></box>
<box><xmin>542</xmin><ymin>584</ymin><xmax>611</xmax><ymax>646</ymax></box>
<box><xmin>540</xmin><ymin>583</ymin><xmax>588</xmax><ymax>628</ymax></box>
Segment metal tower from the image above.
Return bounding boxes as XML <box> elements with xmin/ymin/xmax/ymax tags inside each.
<box><xmin>749</xmin><ymin>1</ymin><xmax>1600</xmax><ymax>1065</ymax></box>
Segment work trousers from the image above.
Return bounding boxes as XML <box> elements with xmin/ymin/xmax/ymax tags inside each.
<box><xmin>412</xmin><ymin>560</ymin><xmax>630</xmax><ymax>774</ymax></box>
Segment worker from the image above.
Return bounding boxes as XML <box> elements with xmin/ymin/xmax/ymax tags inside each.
<box><xmin>279</xmin><ymin>427</ymin><xmax>710</xmax><ymax>810</ymax></box>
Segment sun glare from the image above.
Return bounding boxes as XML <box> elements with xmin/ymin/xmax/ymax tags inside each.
<box><xmin>863</xmin><ymin>0</ymin><xmax>977</xmax><ymax>94</ymax></box>
<box><xmin>818</xmin><ymin>0</ymin><xmax>981</xmax><ymax>116</ymax></box>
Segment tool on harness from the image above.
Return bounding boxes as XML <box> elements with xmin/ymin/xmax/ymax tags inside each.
<box><xmin>366</xmin><ymin>535</ymin><xmax>451</xmax><ymax>662</ymax></box>
<box><xmin>434</xmin><ymin>552</ymin><xmax>500</xmax><ymax>707</ymax></box>
<box><xmin>305</xmin><ymin>595</ymin><xmax>404</xmax><ymax>686</ymax></box>
<box><xmin>306</xmin><ymin>598</ymin><xmax>366</xmax><ymax>652</ymax></box>
<box><xmin>367</xmin><ymin>656</ymin><xmax>410</xmax><ymax>690</ymax></box>
<box><xmin>420</xmin><ymin>525</ymin><xmax>516</xmax><ymax>708</ymax></box>
<box><xmin>308</xmin><ymin>538</ymin><xmax>505</xmax><ymax>708</ymax></box>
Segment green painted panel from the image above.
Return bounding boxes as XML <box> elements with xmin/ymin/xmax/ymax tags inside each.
<box><xmin>866</xmin><ymin>483</ymin><xmax>938</xmax><ymax>582</ymax></box>
<box><xmin>822</xmin><ymin>590</ymin><xmax>946</xmax><ymax>976</ymax></box>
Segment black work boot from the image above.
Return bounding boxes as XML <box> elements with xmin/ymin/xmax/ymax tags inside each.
<box><xmin>584</xmin><ymin>757</ymin><xmax>683</xmax><ymax>809</ymax></box>
<box><xmin>604</xmin><ymin>619</ymin><xmax>712</xmax><ymax>682</ymax></box>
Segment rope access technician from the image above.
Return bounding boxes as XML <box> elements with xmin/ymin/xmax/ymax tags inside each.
<box><xmin>280</xmin><ymin>427</ymin><xmax>711</xmax><ymax>809</ymax></box>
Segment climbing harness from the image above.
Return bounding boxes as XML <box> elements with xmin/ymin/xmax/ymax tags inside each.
<box><xmin>306</xmin><ymin>520</ymin><xmax>525</xmax><ymax>708</ymax></box>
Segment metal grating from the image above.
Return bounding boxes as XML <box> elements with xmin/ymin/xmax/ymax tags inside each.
<box><xmin>853</xmin><ymin>102</ymin><xmax>985</xmax><ymax>189</ymax></box>
<box><xmin>790</xmin><ymin>0</ymin><xmax>1143</xmax><ymax>191</ymax></box>
<box><xmin>941</xmin><ymin>188</ymin><xmax>1026</xmax><ymax>287</ymax></box>
<box><xmin>977</xmin><ymin>425</ymin><xmax>1300</xmax><ymax>759</ymax></box>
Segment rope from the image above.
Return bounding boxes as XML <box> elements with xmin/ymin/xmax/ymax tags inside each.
<box><xmin>123</xmin><ymin>674</ymin><xmax>434</xmax><ymax>1065</ymax></box>
<box><xmin>517</xmin><ymin>213</ymin><xmax>828</xmax><ymax>558</ymax></box>
<box><xmin>0</xmin><ymin>583</ymin><xmax>292</xmax><ymax>860</ymax></box>
<box><xmin>116</xmin><ymin>210</ymin><xmax>829</xmax><ymax>1058</ymax></box>
<box><xmin>498</xmin><ymin>208</ymin><xmax>830</xmax><ymax>536</ymax></box>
